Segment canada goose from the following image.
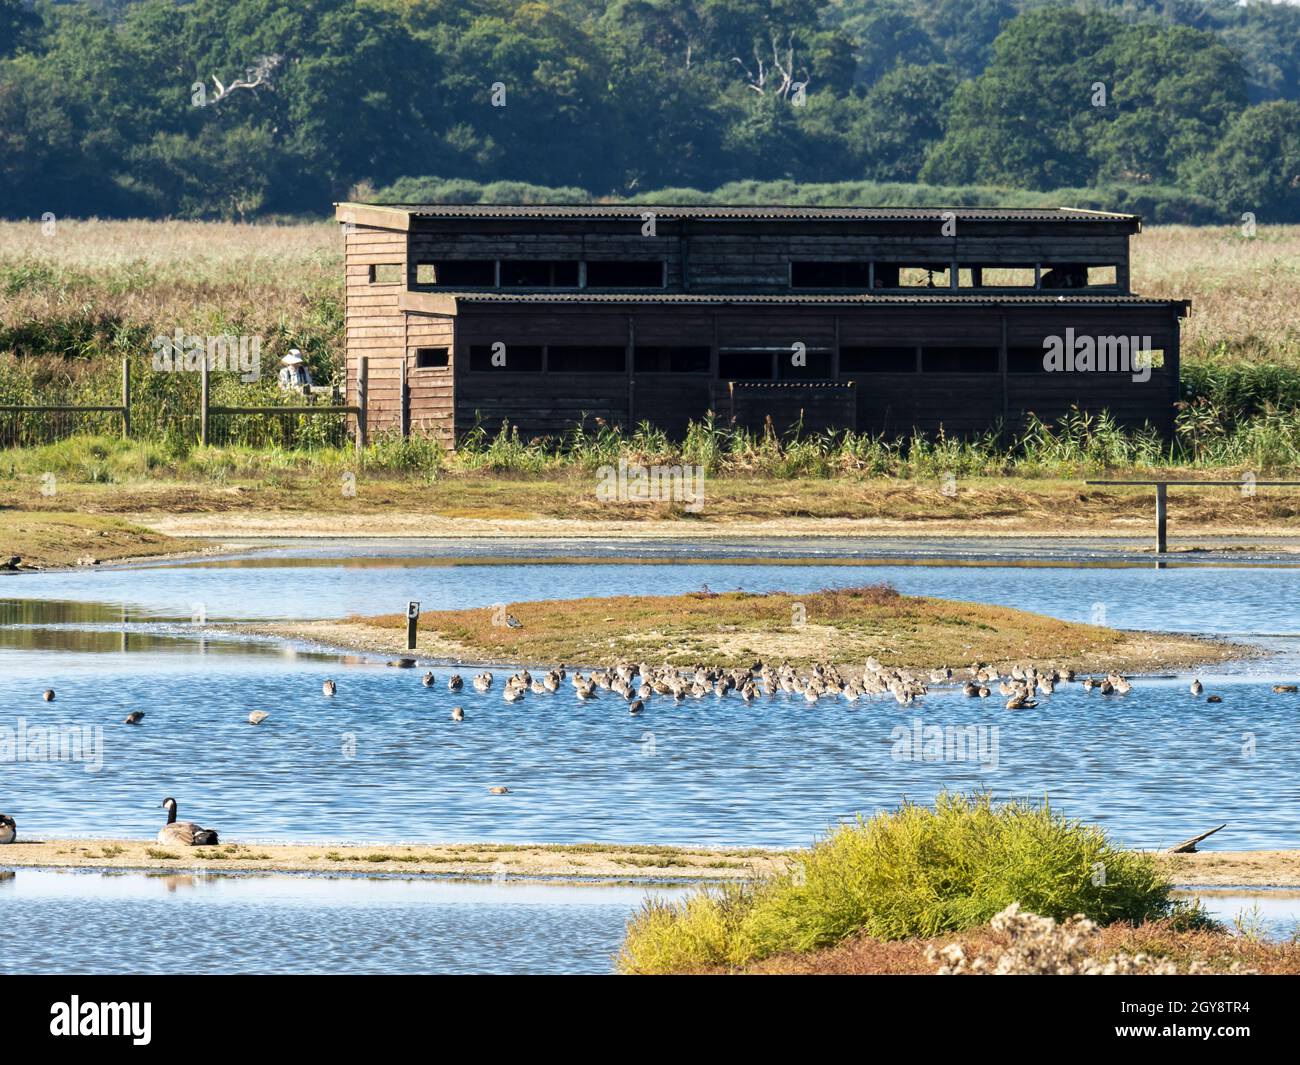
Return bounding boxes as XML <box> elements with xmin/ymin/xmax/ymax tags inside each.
<box><xmin>0</xmin><ymin>814</ymin><xmax>14</xmax><ymax>844</ymax></box>
<box><xmin>422</xmin><ymin>671</ymin><xmax>435</xmax><ymax>687</ymax></box>
<box><xmin>158</xmin><ymin>798</ymin><xmax>219</xmax><ymax>846</ymax></box>
<box><xmin>451</xmin><ymin>706</ymin><xmax>465</xmax><ymax>721</ymax></box>
<box><xmin>43</xmin><ymin>689</ymin><xmax>55</xmax><ymax>702</ymax></box>
<box><xmin>473</xmin><ymin>672</ymin><xmax>493</xmax><ymax>692</ymax></box>
<box><xmin>505</xmin><ymin>613</ymin><xmax>522</xmax><ymax>629</ymax></box>
<box><xmin>448</xmin><ymin>674</ymin><xmax>464</xmax><ymax>691</ymax></box>
<box><xmin>248</xmin><ymin>710</ymin><xmax>270</xmax><ymax>725</ymax></box>
<box><xmin>503</xmin><ymin>685</ymin><xmax>524</xmax><ymax>703</ymax></box>
<box><xmin>123</xmin><ymin>711</ymin><xmax>145</xmax><ymax>725</ymax></box>
<box><xmin>488</xmin><ymin>786</ymin><xmax>509</xmax><ymax>795</ymax></box>
<box><xmin>322</xmin><ymin>679</ymin><xmax>337</xmax><ymax>697</ymax></box>
<box><xmin>1190</xmin><ymin>678</ymin><xmax>1203</xmax><ymax>696</ymax></box>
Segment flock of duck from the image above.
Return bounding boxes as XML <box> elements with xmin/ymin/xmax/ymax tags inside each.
<box><xmin>5</xmin><ymin>662</ymin><xmax>1279</xmax><ymax>850</ymax></box>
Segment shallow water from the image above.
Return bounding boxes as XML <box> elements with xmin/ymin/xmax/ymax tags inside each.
<box><xmin>2</xmin><ymin>542</ymin><xmax>1298</xmax><ymax>865</ymax></box>
<box><xmin>0</xmin><ymin>867</ymin><xmax>680</xmax><ymax>975</ymax></box>
<box><xmin>0</xmin><ymin>868</ymin><xmax>1293</xmax><ymax>976</ymax></box>
<box><xmin>6</xmin><ymin>537</ymin><xmax>1300</xmax><ymax>638</ymax></box>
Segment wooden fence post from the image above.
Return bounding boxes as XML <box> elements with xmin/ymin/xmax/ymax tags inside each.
<box><xmin>200</xmin><ymin>357</ymin><xmax>209</xmax><ymax>447</ymax></box>
<box><xmin>399</xmin><ymin>357</ymin><xmax>409</xmax><ymax>438</ymax></box>
<box><xmin>1155</xmin><ymin>482</ymin><xmax>1168</xmax><ymax>554</ymax></box>
<box><xmin>121</xmin><ymin>357</ymin><xmax>131</xmax><ymax>439</ymax></box>
<box><xmin>356</xmin><ymin>356</ymin><xmax>369</xmax><ymax>455</ymax></box>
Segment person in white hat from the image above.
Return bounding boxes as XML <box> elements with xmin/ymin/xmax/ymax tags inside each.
<box><xmin>278</xmin><ymin>348</ymin><xmax>314</xmax><ymax>391</ymax></box>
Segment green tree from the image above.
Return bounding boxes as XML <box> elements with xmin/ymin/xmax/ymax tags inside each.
<box><xmin>1188</xmin><ymin>100</ymin><xmax>1300</xmax><ymax>220</ymax></box>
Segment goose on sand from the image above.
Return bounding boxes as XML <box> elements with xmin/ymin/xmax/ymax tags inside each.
<box><xmin>158</xmin><ymin>797</ymin><xmax>219</xmax><ymax>846</ymax></box>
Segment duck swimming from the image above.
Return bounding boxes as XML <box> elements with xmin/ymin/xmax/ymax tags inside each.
<box><xmin>43</xmin><ymin>689</ymin><xmax>55</xmax><ymax>702</ymax></box>
<box><xmin>123</xmin><ymin>711</ymin><xmax>145</xmax><ymax>725</ymax></box>
<box><xmin>322</xmin><ymin>679</ymin><xmax>337</xmax><ymax>697</ymax></box>
<box><xmin>422</xmin><ymin>671</ymin><xmax>435</xmax><ymax>687</ymax></box>
<box><xmin>448</xmin><ymin>674</ymin><xmax>463</xmax><ymax>691</ymax></box>
<box><xmin>158</xmin><ymin>797</ymin><xmax>219</xmax><ymax>846</ymax></box>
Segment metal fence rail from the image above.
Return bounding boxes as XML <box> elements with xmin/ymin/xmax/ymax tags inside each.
<box><xmin>1085</xmin><ymin>478</ymin><xmax>1300</xmax><ymax>552</ymax></box>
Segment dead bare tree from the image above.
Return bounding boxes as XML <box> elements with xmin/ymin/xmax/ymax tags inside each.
<box><xmin>209</xmin><ymin>54</ymin><xmax>283</xmax><ymax>104</ymax></box>
<box><xmin>731</xmin><ymin>32</ymin><xmax>809</xmax><ymax>101</ymax></box>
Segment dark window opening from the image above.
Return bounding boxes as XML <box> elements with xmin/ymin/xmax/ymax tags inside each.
<box><xmin>875</xmin><ymin>263</ymin><xmax>950</xmax><ymax>289</ymax></box>
<box><xmin>633</xmin><ymin>346</ymin><xmax>711</xmax><ymax>373</ymax></box>
<box><xmin>839</xmin><ymin>346</ymin><xmax>917</xmax><ymax>373</ymax></box>
<box><xmin>500</xmin><ymin>260</ymin><xmax>580</xmax><ymax>287</ymax></box>
<box><xmin>778</xmin><ymin>350</ymin><xmax>834</xmax><ymax>379</ymax></box>
<box><xmin>718</xmin><ymin>351</ymin><xmax>775</xmax><ymax>380</ymax></box>
<box><xmin>414</xmin><ymin>347</ymin><xmax>449</xmax><ymax>370</ymax></box>
<box><xmin>791</xmin><ymin>261</ymin><xmax>870</xmax><ymax>289</ymax></box>
<box><xmin>1008</xmin><ymin>346</ymin><xmax>1049</xmax><ymax>373</ymax></box>
<box><xmin>417</xmin><ymin>260</ymin><xmax>496</xmax><ymax>287</ymax></box>
<box><xmin>547</xmin><ymin>345</ymin><xmax>626</xmax><ymax>373</ymax></box>
<box><xmin>369</xmin><ymin>263</ymin><xmax>403</xmax><ymax>284</ymax></box>
<box><xmin>1039</xmin><ymin>264</ymin><xmax>1089</xmax><ymax>290</ymax></box>
<box><xmin>957</xmin><ymin>265</ymin><xmax>1037</xmax><ymax>288</ymax></box>
<box><xmin>468</xmin><ymin>344</ymin><xmax>543</xmax><ymax>372</ymax></box>
<box><xmin>922</xmin><ymin>346</ymin><xmax>999</xmax><ymax>373</ymax></box>
<box><xmin>585</xmin><ymin>260</ymin><xmax>664</xmax><ymax>288</ymax></box>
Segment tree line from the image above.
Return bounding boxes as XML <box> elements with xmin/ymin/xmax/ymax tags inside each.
<box><xmin>1</xmin><ymin>0</ymin><xmax>1297</xmax><ymax>221</ymax></box>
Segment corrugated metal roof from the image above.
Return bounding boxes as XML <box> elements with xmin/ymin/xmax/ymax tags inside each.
<box><xmin>442</xmin><ymin>292</ymin><xmax>1174</xmax><ymax>307</ymax></box>
<box><xmin>373</xmin><ymin>203</ymin><xmax>1136</xmax><ymax>224</ymax></box>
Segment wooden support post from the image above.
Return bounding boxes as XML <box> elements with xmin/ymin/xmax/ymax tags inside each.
<box><xmin>399</xmin><ymin>357</ymin><xmax>409</xmax><ymax>438</ymax></box>
<box><xmin>1155</xmin><ymin>481</ymin><xmax>1168</xmax><ymax>553</ymax></box>
<box><xmin>199</xmin><ymin>357</ymin><xmax>209</xmax><ymax>447</ymax></box>
<box><xmin>121</xmin><ymin>358</ymin><xmax>131</xmax><ymax>439</ymax></box>
<box><xmin>356</xmin><ymin>356</ymin><xmax>369</xmax><ymax>455</ymax></box>
<box><xmin>406</xmin><ymin>601</ymin><xmax>420</xmax><ymax>651</ymax></box>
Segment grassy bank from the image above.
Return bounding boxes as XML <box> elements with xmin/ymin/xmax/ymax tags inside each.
<box><xmin>0</xmin><ymin>510</ymin><xmax>198</xmax><ymax>569</ymax></box>
<box><xmin>4</xmin><ymin>435</ymin><xmax>1300</xmax><ymax>537</ymax></box>
<box><xmin>257</xmin><ymin>584</ymin><xmax>1235</xmax><ymax>674</ymax></box>
<box><xmin>618</xmin><ymin>794</ymin><xmax>1202</xmax><ymax>974</ymax></box>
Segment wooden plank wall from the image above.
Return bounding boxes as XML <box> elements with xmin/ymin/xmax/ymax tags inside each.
<box><xmin>437</xmin><ymin>302</ymin><xmax>1180</xmax><ymax>444</ymax></box>
<box><xmin>406</xmin><ymin>314</ymin><xmax>454</xmax><ymax>445</ymax></box>
<box><xmin>344</xmin><ymin>223</ymin><xmax>407</xmax><ymax>435</ymax></box>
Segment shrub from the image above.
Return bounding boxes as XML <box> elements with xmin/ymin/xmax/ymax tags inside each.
<box><xmin>618</xmin><ymin>793</ymin><xmax>1173</xmax><ymax>973</ymax></box>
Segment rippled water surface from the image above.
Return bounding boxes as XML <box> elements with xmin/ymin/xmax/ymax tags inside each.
<box><xmin>2</xmin><ymin>538</ymin><xmax>1298</xmax><ymax>850</ymax></box>
<box><xmin>0</xmin><ymin>868</ymin><xmax>680</xmax><ymax>974</ymax></box>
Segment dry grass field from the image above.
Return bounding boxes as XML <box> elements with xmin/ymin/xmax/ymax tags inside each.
<box><xmin>2</xmin><ymin>220</ymin><xmax>1298</xmax><ymax>371</ymax></box>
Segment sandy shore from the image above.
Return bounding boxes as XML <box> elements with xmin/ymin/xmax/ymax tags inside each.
<box><xmin>3</xmin><ymin>840</ymin><xmax>1297</xmax><ymax>887</ymax></box>
<box><xmin>0</xmin><ymin>839</ymin><xmax>788</xmax><ymax>883</ymax></box>
<box><xmin>135</xmin><ymin>510</ymin><xmax>1300</xmax><ymax>544</ymax></box>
